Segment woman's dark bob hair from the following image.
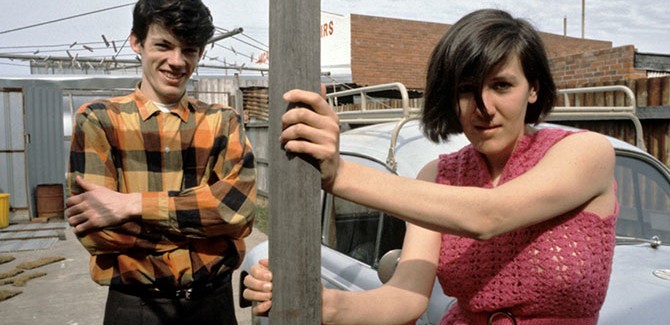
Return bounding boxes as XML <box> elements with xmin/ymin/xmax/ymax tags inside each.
<box><xmin>422</xmin><ymin>9</ymin><xmax>556</xmax><ymax>143</ymax></box>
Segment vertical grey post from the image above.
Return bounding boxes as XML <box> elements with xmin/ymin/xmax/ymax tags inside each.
<box><xmin>268</xmin><ymin>0</ymin><xmax>322</xmax><ymax>324</ymax></box>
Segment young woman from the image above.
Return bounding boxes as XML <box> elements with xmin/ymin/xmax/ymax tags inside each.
<box><xmin>244</xmin><ymin>9</ymin><xmax>618</xmax><ymax>325</ymax></box>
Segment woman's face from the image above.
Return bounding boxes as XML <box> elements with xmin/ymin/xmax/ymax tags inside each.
<box><xmin>457</xmin><ymin>54</ymin><xmax>538</xmax><ymax>164</ymax></box>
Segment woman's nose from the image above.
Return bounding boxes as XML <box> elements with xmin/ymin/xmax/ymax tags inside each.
<box><xmin>479</xmin><ymin>92</ymin><xmax>496</xmax><ymax>118</ymax></box>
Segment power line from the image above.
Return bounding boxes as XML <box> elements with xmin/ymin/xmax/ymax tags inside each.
<box><xmin>0</xmin><ymin>38</ymin><xmax>128</xmax><ymax>50</ymax></box>
<box><xmin>0</xmin><ymin>4</ymin><xmax>272</xmax><ymax>75</ymax></box>
<box><xmin>0</xmin><ymin>61</ymin><xmax>29</xmax><ymax>68</ymax></box>
<box><xmin>215</xmin><ymin>26</ymin><xmax>268</xmax><ymax>51</ymax></box>
<box><xmin>0</xmin><ymin>3</ymin><xmax>135</xmax><ymax>35</ymax></box>
<box><xmin>230</xmin><ymin>35</ymin><xmax>268</xmax><ymax>52</ymax></box>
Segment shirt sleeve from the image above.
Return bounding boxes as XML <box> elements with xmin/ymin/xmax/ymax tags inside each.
<box><xmin>140</xmin><ymin>109</ymin><xmax>257</xmax><ymax>239</ymax></box>
<box><xmin>67</xmin><ymin>103</ymin><xmax>139</xmax><ymax>255</ymax></box>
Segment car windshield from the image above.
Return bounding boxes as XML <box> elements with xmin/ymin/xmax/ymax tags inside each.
<box><xmin>614</xmin><ymin>154</ymin><xmax>670</xmax><ymax>244</ymax></box>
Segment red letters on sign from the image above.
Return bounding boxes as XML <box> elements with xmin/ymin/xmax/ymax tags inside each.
<box><xmin>321</xmin><ymin>21</ymin><xmax>334</xmax><ymax>38</ymax></box>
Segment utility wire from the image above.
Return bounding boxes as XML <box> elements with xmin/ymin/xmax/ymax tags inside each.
<box><xmin>215</xmin><ymin>26</ymin><xmax>268</xmax><ymax>50</ymax></box>
<box><xmin>0</xmin><ymin>6</ymin><xmax>271</xmax><ymax>75</ymax></box>
<box><xmin>0</xmin><ymin>3</ymin><xmax>135</xmax><ymax>35</ymax></box>
<box><xmin>229</xmin><ymin>35</ymin><xmax>268</xmax><ymax>52</ymax></box>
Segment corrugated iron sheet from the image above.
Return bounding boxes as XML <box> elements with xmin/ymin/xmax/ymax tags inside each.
<box><xmin>23</xmin><ymin>86</ymin><xmax>66</xmax><ymax>218</ymax></box>
<box><xmin>0</xmin><ymin>90</ymin><xmax>28</xmax><ymax>209</ymax></box>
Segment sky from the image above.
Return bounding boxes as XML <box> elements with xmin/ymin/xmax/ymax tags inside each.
<box><xmin>0</xmin><ymin>0</ymin><xmax>668</xmax><ymax>77</ymax></box>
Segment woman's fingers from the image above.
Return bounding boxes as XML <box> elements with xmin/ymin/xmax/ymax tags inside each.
<box><xmin>281</xmin><ymin>89</ymin><xmax>342</xmax><ymax>190</ymax></box>
<box><xmin>282</xmin><ymin>121</ymin><xmax>337</xmax><ymax>150</ymax></box>
<box><xmin>252</xmin><ymin>300</ymin><xmax>273</xmax><ymax>316</ymax></box>
<box><xmin>258</xmin><ymin>258</ymin><xmax>270</xmax><ymax>269</ymax></box>
<box><xmin>243</xmin><ymin>259</ymin><xmax>274</xmax><ymax>316</ymax></box>
<box><xmin>281</xmin><ymin>107</ymin><xmax>339</xmax><ymax>136</ymax></box>
<box><xmin>283</xmin><ymin>89</ymin><xmax>336</xmax><ymax>118</ymax></box>
<box><xmin>242</xmin><ymin>259</ymin><xmax>273</xmax><ymax>297</ymax></box>
<box><xmin>244</xmin><ymin>271</ymin><xmax>273</xmax><ymax>292</ymax></box>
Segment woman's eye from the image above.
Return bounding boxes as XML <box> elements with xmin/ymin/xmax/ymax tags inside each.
<box><xmin>492</xmin><ymin>82</ymin><xmax>512</xmax><ymax>91</ymax></box>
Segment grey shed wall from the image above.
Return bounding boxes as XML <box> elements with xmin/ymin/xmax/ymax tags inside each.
<box><xmin>0</xmin><ymin>77</ymin><xmax>140</xmax><ymax>219</ymax></box>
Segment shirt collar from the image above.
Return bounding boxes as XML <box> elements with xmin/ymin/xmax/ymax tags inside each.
<box><xmin>134</xmin><ymin>83</ymin><xmax>191</xmax><ymax>122</ymax></box>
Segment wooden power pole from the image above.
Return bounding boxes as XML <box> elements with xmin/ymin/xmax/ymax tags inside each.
<box><xmin>268</xmin><ymin>0</ymin><xmax>322</xmax><ymax>324</ymax></box>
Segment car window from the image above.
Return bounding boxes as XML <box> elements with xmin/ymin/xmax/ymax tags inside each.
<box><xmin>614</xmin><ymin>154</ymin><xmax>670</xmax><ymax>243</ymax></box>
<box><xmin>322</xmin><ymin>194</ymin><xmax>405</xmax><ymax>267</ymax></box>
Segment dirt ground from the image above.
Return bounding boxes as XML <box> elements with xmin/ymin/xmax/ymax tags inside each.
<box><xmin>0</xmin><ymin>217</ymin><xmax>267</xmax><ymax>325</ymax></box>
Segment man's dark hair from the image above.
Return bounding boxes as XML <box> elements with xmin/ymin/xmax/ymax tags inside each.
<box><xmin>132</xmin><ymin>0</ymin><xmax>215</xmax><ymax>48</ymax></box>
<box><xmin>422</xmin><ymin>9</ymin><xmax>557</xmax><ymax>142</ymax></box>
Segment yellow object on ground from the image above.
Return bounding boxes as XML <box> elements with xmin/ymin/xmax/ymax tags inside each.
<box><xmin>0</xmin><ymin>194</ymin><xmax>9</xmax><ymax>229</ymax></box>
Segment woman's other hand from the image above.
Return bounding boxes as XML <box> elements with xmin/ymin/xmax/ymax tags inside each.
<box><xmin>242</xmin><ymin>259</ymin><xmax>273</xmax><ymax>316</ymax></box>
<box><xmin>281</xmin><ymin>89</ymin><xmax>342</xmax><ymax>191</ymax></box>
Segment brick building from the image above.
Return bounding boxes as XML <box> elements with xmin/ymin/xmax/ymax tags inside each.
<box><xmin>323</xmin><ymin>13</ymin><xmax>668</xmax><ymax>92</ymax></box>
<box><xmin>320</xmin><ymin>13</ymin><xmax>669</xmax><ymax>166</ymax></box>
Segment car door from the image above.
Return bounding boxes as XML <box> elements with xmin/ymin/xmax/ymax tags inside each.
<box><xmin>319</xmin><ymin>154</ymin><xmax>406</xmax><ymax>292</ymax></box>
<box><xmin>599</xmin><ymin>149</ymin><xmax>670</xmax><ymax>324</ymax></box>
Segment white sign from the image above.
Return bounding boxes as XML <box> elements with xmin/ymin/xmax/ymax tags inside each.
<box><xmin>321</xmin><ymin>12</ymin><xmax>352</xmax><ymax>82</ymax></box>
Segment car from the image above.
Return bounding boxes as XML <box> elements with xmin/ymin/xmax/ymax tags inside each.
<box><xmin>239</xmin><ymin>84</ymin><xmax>670</xmax><ymax>324</ymax></box>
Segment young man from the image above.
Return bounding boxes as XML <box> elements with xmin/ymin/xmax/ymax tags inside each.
<box><xmin>65</xmin><ymin>0</ymin><xmax>256</xmax><ymax>323</ymax></box>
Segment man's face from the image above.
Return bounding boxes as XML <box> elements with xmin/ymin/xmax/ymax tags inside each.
<box><xmin>130</xmin><ymin>23</ymin><xmax>203</xmax><ymax>104</ymax></box>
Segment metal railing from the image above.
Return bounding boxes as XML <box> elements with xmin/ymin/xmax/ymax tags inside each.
<box><xmin>327</xmin><ymin>83</ymin><xmax>421</xmax><ymax>172</ymax></box>
<box><xmin>550</xmin><ymin>85</ymin><xmax>645</xmax><ymax>150</ymax></box>
<box><xmin>327</xmin><ymin>83</ymin><xmax>646</xmax><ymax>172</ymax></box>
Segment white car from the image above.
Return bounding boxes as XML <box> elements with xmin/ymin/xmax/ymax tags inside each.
<box><xmin>240</xmin><ymin>85</ymin><xmax>670</xmax><ymax>324</ymax></box>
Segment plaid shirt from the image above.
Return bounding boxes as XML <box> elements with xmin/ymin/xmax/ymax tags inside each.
<box><xmin>67</xmin><ymin>86</ymin><xmax>256</xmax><ymax>288</ymax></box>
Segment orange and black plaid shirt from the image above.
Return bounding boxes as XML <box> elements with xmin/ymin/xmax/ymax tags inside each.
<box><xmin>67</xmin><ymin>86</ymin><xmax>256</xmax><ymax>289</ymax></box>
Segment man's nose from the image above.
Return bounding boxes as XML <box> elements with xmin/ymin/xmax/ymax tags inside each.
<box><xmin>167</xmin><ymin>50</ymin><xmax>186</xmax><ymax>66</ymax></box>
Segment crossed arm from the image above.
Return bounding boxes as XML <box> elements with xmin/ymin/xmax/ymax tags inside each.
<box><xmin>65</xmin><ymin>104</ymin><xmax>256</xmax><ymax>254</ymax></box>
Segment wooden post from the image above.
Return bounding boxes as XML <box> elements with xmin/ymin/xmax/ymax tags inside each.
<box><xmin>268</xmin><ymin>0</ymin><xmax>322</xmax><ymax>324</ymax></box>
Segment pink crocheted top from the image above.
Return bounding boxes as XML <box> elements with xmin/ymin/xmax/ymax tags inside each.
<box><xmin>436</xmin><ymin>128</ymin><xmax>618</xmax><ymax>325</ymax></box>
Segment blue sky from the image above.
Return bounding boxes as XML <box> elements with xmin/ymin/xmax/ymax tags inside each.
<box><xmin>0</xmin><ymin>0</ymin><xmax>667</xmax><ymax>76</ymax></box>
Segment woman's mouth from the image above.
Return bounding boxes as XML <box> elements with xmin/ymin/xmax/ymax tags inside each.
<box><xmin>475</xmin><ymin>124</ymin><xmax>500</xmax><ymax>131</ymax></box>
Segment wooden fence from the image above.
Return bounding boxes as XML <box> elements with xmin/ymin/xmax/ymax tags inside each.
<box><xmin>243</xmin><ymin>78</ymin><xmax>670</xmax><ymax>168</ymax></box>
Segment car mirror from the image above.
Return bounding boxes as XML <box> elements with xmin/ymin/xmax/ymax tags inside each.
<box><xmin>377</xmin><ymin>249</ymin><xmax>402</xmax><ymax>284</ymax></box>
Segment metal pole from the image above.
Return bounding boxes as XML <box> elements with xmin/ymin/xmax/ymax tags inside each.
<box><xmin>582</xmin><ymin>0</ymin><xmax>585</xmax><ymax>38</ymax></box>
<box><xmin>268</xmin><ymin>0</ymin><xmax>322</xmax><ymax>324</ymax></box>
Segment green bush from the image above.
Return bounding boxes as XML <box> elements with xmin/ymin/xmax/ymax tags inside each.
<box><xmin>254</xmin><ymin>204</ymin><xmax>268</xmax><ymax>234</ymax></box>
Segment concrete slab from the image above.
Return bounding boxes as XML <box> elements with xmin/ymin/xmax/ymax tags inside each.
<box><xmin>0</xmin><ymin>221</ymin><xmax>68</xmax><ymax>253</ymax></box>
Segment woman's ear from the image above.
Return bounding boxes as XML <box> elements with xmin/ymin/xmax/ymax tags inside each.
<box><xmin>528</xmin><ymin>81</ymin><xmax>539</xmax><ymax>104</ymax></box>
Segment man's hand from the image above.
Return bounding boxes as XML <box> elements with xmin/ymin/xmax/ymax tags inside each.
<box><xmin>65</xmin><ymin>176</ymin><xmax>141</xmax><ymax>235</ymax></box>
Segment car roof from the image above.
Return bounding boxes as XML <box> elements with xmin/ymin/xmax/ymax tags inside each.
<box><xmin>340</xmin><ymin>119</ymin><xmax>650</xmax><ymax>179</ymax></box>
